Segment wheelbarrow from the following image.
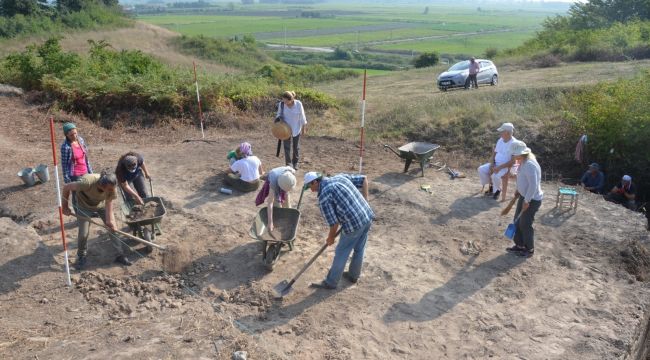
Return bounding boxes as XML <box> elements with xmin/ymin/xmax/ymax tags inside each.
<box><xmin>119</xmin><ymin>179</ymin><xmax>165</xmax><ymax>245</ymax></box>
<box><xmin>384</xmin><ymin>142</ymin><xmax>440</xmax><ymax>177</ymax></box>
<box><xmin>249</xmin><ymin>188</ymin><xmax>306</xmax><ymax>271</ymax></box>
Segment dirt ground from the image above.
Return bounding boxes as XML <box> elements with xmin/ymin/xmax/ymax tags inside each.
<box><xmin>1</xmin><ymin>94</ymin><xmax>650</xmax><ymax>360</ymax></box>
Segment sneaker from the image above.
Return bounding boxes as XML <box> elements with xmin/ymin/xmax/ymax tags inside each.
<box><xmin>493</xmin><ymin>190</ymin><xmax>501</xmax><ymax>200</ymax></box>
<box><xmin>343</xmin><ymin>271</ymin><xmax>358</xmax><ymax>284</ymax></box>
<box><xmin>484</xmin><ymin>185</ymin><xmax>493</xmax><ymax>195</ymax></box>
<box><xmin>292</xmin><ymin>163</ymin><xmax>299</xmax><ymax>170</ymax></box>
<box><xmin>115</xmin><ymin>255</ymin><xmax>133</xmax><ymax>266</ymax></box>
<box><xmin>309</xmin><ymin>281</ymin><xmax>336</xmax><ymax>290</ymax></box>
<box><xmin>506</xmin><ymin>246</ymin><xmax>524</xmax><ymax>253</ymax></box>
<box><xmin>74</xmin><ymin>256</ymin><xmax>87</xmax><ymax>271</ymax></box>
<box><xmin>518</xmin><ymin>249</ymin><xmax>535</xmax><ymax>258</ymax></box>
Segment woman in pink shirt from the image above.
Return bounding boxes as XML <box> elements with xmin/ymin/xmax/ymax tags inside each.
<box><xmin>60</xmin><ymin>122</ymin><xmax>93</xmax><ymax>183</ymax></box>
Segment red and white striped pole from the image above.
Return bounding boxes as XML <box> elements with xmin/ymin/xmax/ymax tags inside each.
<box><xmin>49</xmin><ymin>117</ymin><xmax>72</xmax><ymax>286</ymax></box>
<box><xmin>359</xmin><ymin>69</ymin><xmax>367</xmax><ymax>174</ymax></box>
<box><xmin>193</xmin><ymin>61</ymin><xmax>205</xmax><ymax>139</ymax></box>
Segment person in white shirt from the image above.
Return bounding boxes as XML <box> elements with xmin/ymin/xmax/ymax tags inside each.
<box><xmin>506</xmin><ymin>140</ymin><xmax>543</xmax><ymax>258</ymax></box>
<box><xmin>225</xmin><ymin>142</ymin><xmax>264</xmax><ymax>192</ymax></box>
<box><xmin>477</xmin><ymin>122</ymin><xmax>517</xmax><ymax>199</ymax></box>
<box><xmin>276</xmin><ymin>90</ymin><xmax>307</xmax><ymax>170</ymax></box>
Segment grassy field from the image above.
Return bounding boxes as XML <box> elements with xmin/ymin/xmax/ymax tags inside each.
<box><xmin>137</xmin><ymin>3</ymin><xmax>567</xmax><ymax>55</ymax></box>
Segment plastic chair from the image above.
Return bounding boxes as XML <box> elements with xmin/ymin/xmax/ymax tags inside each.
<box><xmin>556</xmin><ymin>187</ymin><xmax>579</xmax><ymax>211</ymax></box>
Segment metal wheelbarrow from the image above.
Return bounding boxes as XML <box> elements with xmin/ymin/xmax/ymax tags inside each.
<box><xmin>384</xmin><ymin>142</ymin><xmax>440</xmax><ymax>177</ymax></box>
<box><xmin>249</xmin><ymin>187</ymin><xmax>306</xmax><ymax>271</ymax></box>
<box><xmin>119</xmin><ymin>179</ymin><xmax>165</xmax><ymax>244</ymax></box>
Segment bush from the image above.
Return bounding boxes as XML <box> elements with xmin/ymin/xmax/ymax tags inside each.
<box><xmin>530</xmin><ymin>53</ymin><xmax>561</xmax><ymax>68</ymax></box>
<box><xmin>413</xmin><ymin>52</ymin><xmax>439</xmax><ymax>68</ymax></box>
<box><xmin>172</xmin><ymin>34</ymin><xmax>273</xmax><ymax>71</ymax></box>
<box><xmin>484</xmin><ymin>47</ymin><xmax>498</xmax><ymax>59</ymax></box>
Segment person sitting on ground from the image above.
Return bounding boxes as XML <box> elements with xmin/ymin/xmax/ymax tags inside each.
<box><xmin>477</xmin><ymin>122</ymin><xmax>517</xmax><ymax>200</ymax></box>
<box><xmin>115</xmin><ymin>152</ymin><xmax>151</xmax><ymax>206</ymax></box>
<box><xmin>60</xmin><ymin>122</ymin><xmax>93</xmax><ymax>183</ymax></box>
<box><xmin>255</xmin><ymin>166</ymin><xmax>297</xmax><ymax>231</ymax></box>
<box><xmin>224</xmin><ymin>142</ymin><xmax>264</xmax><ymax>192</ymax></box>
<box><xmin>580</xmin><ymin>162</ymin><xmax>605</xmax><ymax>194</ymax></box>
<box><xmin>227</xmin><ymin>147</ymin><xmax>243</xmax><ymax>166</ymax></box>
<box><xmin>62</xmin><ymin>171</ymin><xmax>132</xmax><ymax>270</ymax></box>
<box><xmin>605</xmin><ymin>175</ymin><xmax>637</xmax><ymax>209</ymax></box>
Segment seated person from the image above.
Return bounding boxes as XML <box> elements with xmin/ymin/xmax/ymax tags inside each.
<box><xmin>224</xmin><ymin>142</ymin><xmax>263</xmax><ymax>192</ymax></box>
<box><xmin>580</xmin><ymin>162</ymin><xmax>605</xmax><ymax>194</ymax></box>
<box><xmin>605</xmin><ymin>175</ymin><xmax>636</xmax><ymax>209</ymax></box>
<box><xmin>227</xmin><ymin>147</ymin><xmax>243</xmax><ymax>165</ymax></box>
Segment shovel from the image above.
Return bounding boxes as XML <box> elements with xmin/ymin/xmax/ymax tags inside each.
<box><xmin>72</xmin><ymin>213</ymin><xmax>166</xmax><ymax>250</ymax></box>
<box><xmin>504</xmin><ymin>215</ymin><xmax>521</xmax><ymax>240</ymax></box>
<box><xmin>273</xmin><ymin>228</ymin><xmax>342</xmax><ymax>298</ymax></box>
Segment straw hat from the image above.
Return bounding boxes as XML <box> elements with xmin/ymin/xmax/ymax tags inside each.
<box><xmin>272</xmin><ymin>121</ymin><xmax>291</xmax><ymax>140</ymax></box>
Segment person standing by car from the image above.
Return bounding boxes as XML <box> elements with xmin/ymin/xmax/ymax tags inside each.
<box><xmin>276</xmin><ymin>91</ymin><xmax>307</xmax><ymax>170</ymax></box>
<box><xmin>468</xmin><ymin>57</ymin><xmax>480</xmax><ymax>89</ymax></box>
<box><xmin>115</xmin><ymin>152</ymin><xmax>151</xmax><ymax>206</ymax></box>
<box><xmin>60</xmin><ymin>122</ymin><xmax>93</xmax><ymax>183</ymax></box>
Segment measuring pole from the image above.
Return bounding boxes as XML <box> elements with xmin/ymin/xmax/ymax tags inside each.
<box><xmin>49</xmin><ymin>117</ymin><xmax>72</xmax><ymax>286</ymax></box>
<box><xmin>193</xmin><ymin>61</ymin><xmax>205</xmax><ymax>139</ymax></box>
<box><xmin>359</xmin><ymin>69</ymin><xmax>367</xmax><ymax>174</ymax></box>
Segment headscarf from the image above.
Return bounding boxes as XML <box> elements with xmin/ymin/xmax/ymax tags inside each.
<box><xmin>239</xmin><ymin>142</ymin><xmax>252</xmax><ymax>157</ymax></box>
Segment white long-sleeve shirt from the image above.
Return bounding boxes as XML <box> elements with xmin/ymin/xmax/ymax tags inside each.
<box><xmin>516</xmin><ymin>157</ymin><xmax>544</xmax><ymax>203</ymax></box>
<box><xmin>276</xmin><ymin>100</ymin><xmax>307</xmax><ymax>137</ymax></box>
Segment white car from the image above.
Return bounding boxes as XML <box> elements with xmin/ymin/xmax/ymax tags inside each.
<box><xmin>437</xmin><ymin>59</ymin><xmax>499</xmax><ymax>91</ymax></box>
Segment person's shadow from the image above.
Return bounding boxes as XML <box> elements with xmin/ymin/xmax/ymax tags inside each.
<box><xmin>433</xmin><ymin>195</ymin><xmax>500</xmax><ymax>225</ymax></box>
<box><xmin>540</xmin><ymin>207</ymin><xmax>575</xmax><ymax>227</ymax></box>
<box><xmin>383</xmin><ymin>253</ymin><xmax>525</xmax><ymax>323</ymax></box>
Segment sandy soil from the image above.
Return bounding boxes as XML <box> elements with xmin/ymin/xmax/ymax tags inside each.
<box><xmin>1</xmin><ymin>95</ymin><xmax>650</xmax><ymax>359</ymax></box>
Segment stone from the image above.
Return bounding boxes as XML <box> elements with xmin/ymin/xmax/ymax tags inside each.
<box><xmin>232</xmin><ymin>351</ymin><xmax>248</xmax><ymax>360</ymax></box>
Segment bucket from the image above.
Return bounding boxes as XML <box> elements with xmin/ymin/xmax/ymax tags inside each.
<box><xmin>17</xmin><ymin>167</ymin><xmax>36</xmax><ymax>187</ymax></box>
<box><xmin>35</xmin><ymin>164</ymin><xmax>49</xmax><ymax>183</ymax></box>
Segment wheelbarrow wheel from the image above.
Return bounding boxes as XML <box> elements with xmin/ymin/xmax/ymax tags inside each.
<box><xmin>263</xmin><ymin>243</ymin><xmax>283</xmax><ymax>271</ymax></box>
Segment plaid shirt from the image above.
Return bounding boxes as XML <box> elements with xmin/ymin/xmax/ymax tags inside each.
<box><xmin>318</xmin><ymin>174</ymin><xmax>375</xmax><ymax>234</ymax></box>
<box><xmin>60</xmin><ymin>136</ymin><xmax>92</xmax><ymax>183</ymax></box>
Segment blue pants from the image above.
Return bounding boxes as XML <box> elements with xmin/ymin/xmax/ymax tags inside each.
<box><xmin>325</xmin><ymin>221</ymin><xmax>372</xmax><ymax>287</ymax></box>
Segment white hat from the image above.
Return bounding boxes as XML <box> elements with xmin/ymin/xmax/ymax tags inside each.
<box><xmin>303</xmin><ymin>171</ymin><xmax>321</xmax><ymax>190</ymax></box>
<box><xmin>497</xmin><ymin>122</ymin><xmax>514</xmax><ymax>133</ymax></box>
<box><xmin>510</xmin><ymin>140</ymin><xmax>531</xmax><ymax>156</ymax></box>
<box><xmin>278</xmin><ymin>171</ymin><xmax>296</xmax><ymax>192</ymax></box>
<box><xmin>622</xmin><ymin>175</ymin><xmax>632</xmax><ymax>182</ymax></box>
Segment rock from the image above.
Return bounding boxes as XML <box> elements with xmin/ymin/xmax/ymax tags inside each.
<box><xmin>232</xmin><ymin>351</ymin><xmax>248</xmax><ymax>360</ymax></box>
<box><xmin>40</xmin><ymin>298</ymin><xmax>49</xmax><ymax>304</ymax></box>
<box><xmin>278</xmin><ymin>328</ymin><xmax>292</xmax><ymax>335</ymax></box>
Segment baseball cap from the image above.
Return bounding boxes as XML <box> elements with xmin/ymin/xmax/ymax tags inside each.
<box><xmin>497</xmin><ymin>122</ymin><xmax>514</xmax><ymax>133</ymax></box>
<box><xmin>303</xmin><ymin>171</ymin><xmax>321</xmax><ymax>190</ymax></box>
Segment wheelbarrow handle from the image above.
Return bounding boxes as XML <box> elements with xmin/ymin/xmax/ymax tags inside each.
<box><xmin>383</xmin><ymin>144</ymin><xmax>401</xmax><ymax>157</ymax></box>
<box><xmin>71</xmin><ymin>214</ymin><xmax>166</xmax><ymax>250</ymax></box>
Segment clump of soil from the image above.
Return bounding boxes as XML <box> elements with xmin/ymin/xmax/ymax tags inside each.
<box><xmin>620</xmin><ymin>240</ymin><xmax>650</xmax><ymax>281</ymax></box>
<box><xmin>217</xmin><ymin>282</ymin><xmax>273</xmax><ymax>312</ymax></box>
<box><xmin>126</xmin><ymin>200</ymin><xmax>161</xmax><ymax>221</ymax></box>
<box><xmin>74</xmin><ymin>272</ymin><xmax>190</xmax><ymax>318</ymax></box>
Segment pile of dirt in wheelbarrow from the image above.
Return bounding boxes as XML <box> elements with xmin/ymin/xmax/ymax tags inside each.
<box><xmin>126</xmin><ymin>201</ymin><xmax>161</xmax><ymax>222</ymax></box>
<box><xmin>620</xmin><ymin>240</ymin><xmax>650</xmax><ymax>281</ymax></box>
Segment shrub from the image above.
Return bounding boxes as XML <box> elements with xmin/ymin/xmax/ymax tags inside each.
<box><xmin>413</xmin><ymin>52</ymin><xmax>439</xmax><ymax>68</ymax></box>
<box><xmin>530</xmin><ymin>53</ymin><xmax>561</xmax><ymax>68</ymax></box>
<box><xmin>484</xmin><ymin>47</ymin><xmax>498</xmax><ymax>59</ymax></box>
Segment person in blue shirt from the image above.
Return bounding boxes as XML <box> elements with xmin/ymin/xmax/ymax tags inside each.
<box><xmin>303</xmin><ymin>171</ymin><xmax>375</xmax><ymax>289</ymax></box>
<box><xmin>580</xmin><ymin>163</ymin><xmax>605</xmax><ymax>194</ymax></box>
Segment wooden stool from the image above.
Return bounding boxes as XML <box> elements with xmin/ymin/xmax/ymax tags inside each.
<box><xmin>556</xmin><ymin>187</ymin><xmax>578</xmax><ymax>211</ymax></box>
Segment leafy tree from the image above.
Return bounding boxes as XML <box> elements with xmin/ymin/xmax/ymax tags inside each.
<box><xmin>0</xmin><ymin>0</ymin><xmax>48</xmax><ymax>17</ymax></box>
<box><xmin>413</xmin><ymin>52</ymin><xmax>439</xmax><ymax>68</ymax></box>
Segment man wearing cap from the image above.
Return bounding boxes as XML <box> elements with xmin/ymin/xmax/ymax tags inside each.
<box><xmin>62</xmin><ymin>172</ymin><xmax>132</xmax><ymax>269</ymax></box>
<box><xmin>116</xmin><ymin>152</ymin><xmax>151</xmax><ymax>206</ymax></box>
<box><xmin>256</xmin><ymin>166</ymin><xmax>297</xmax><ymax>232</ymax></box>
<box><xmin>605</xmin><ymin>175</ymin><xmax>637</xmax><ymax>209</ymax></box>
<box><xmin>477</xmin><ymin>122</ymin><xmax>517</xmax><ymax>200</ymax></box>
<box><xmin>303</xmin><ymin>171</ymin><xmax>374</xmax><ymax>289</ymax></box>
<box><xmin>580</xmin><ymin>163</ymin><xmax>605</xmax><ymax>194</ymax></box>
<box><xmin>60</xmin><ymin>122</ymin><xmax>93</xmax><ymax>183</ymax></box>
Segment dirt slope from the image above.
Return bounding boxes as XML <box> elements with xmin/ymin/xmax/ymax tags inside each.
<box><xmin>1</xmin><ymin>95</ymin><xmax>649</xmax><ymax>359</ymax></box>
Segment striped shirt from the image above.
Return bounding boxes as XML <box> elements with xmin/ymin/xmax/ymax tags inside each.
<box><xmin>318</xmin><ymin>174</ymin><xmax>375</xmax><ymax>234</ymax></box>
<box><xmin>60</xmin><ymin>136</ymin><xmax>92</xmax><ymax>183</ymax></box>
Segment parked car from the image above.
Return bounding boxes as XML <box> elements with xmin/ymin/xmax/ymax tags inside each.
<box><xmin>436</xmin><ymin>59</ymin><xmax>499</xmax><ymax>91</ymax></box>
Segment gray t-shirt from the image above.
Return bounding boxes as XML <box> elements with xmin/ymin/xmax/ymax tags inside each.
<box><xmin>268</xmin><ymin>166</ymin><xmax>295</xmax><ymax>198</ymax></box>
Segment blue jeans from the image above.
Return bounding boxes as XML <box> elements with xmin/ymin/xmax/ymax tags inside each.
<box><xmin>325</xmin><ymin>221</ymin><xmax>372</xmax><ymax>287</ymax></box>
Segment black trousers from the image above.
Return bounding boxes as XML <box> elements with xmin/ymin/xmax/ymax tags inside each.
<box><xmin>513</xmin><ymin>197</ymin><xmax>542</xmax><ymax>251</ymax></box>
<box><xmin>283</xmin><ymin>134</ymin><xmax>300</xmax><ymax>167</ymax></box>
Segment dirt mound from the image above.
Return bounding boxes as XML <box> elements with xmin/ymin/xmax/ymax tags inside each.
<box><xmin>216</xmin><ymin>282</ymin><xmax>274</xmax><ymax>312</ymax></box>
<box><xmin>620</xmin><ymin>240</ymin><xmax>650</xmax><ymax>281</ymax></box>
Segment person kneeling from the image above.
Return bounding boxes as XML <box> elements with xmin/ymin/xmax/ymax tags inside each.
<box><xmin>224</xmin><ymin>142</ymin><xmax>263</xmax><ymax>192</ymax></box>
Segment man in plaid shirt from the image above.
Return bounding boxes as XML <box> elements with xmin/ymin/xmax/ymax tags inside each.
<box><xmin>303</xmin><ymin>171</ymin><xmax>374</xmax><ymax>289</ymax></box>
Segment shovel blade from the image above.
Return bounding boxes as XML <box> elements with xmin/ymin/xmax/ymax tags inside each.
<box><xmin>504</xmin><ymin>223</ymin><xmax>516</xmax><ymax>239</ymax></box>
<box><xmin>273</xmin><ymin>280</ymin><xmax>293</xmax><ymax>298</ymax></box>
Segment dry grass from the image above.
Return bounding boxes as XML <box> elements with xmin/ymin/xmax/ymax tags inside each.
<box><xmin>0</xmin><ymin>22</ymin><xmax>237</xmax><ymax>75</ymax></box>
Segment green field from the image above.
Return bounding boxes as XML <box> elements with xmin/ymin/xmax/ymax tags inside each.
<box><xmin>138</xmin><ymin>3</ymin><xmax>566</xmax><ymax>55</ymax></box>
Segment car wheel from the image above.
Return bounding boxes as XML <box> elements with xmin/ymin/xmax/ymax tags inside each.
<box><xmin>441</xmin><ymin>87</ymin><xmax>448</xmax><ymax>92</ymax></box>
<box><xmin>491</xmin><ymin>75</ymin><xmax>498</xmax><ymax>86</ymax></box>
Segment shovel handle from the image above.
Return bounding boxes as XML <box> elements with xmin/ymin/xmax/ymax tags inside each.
<box><xmin>287</xmin><ymin>229</ymin><xmax>342</xmax><ymax>284</ymax></box>
<box><xmin>72</xmin><ymin>214</ymin><xmax>166</xmax><ymax>250</ymax></box>
<box><xmin>501</xmin><ymin>193</ymin><xmax>520</xmax><ymax>216</ymax></box>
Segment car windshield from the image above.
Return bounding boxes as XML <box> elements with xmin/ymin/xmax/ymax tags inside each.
<box><xmin>448</xmin><ymin>61</ymin><xmax>469</xmax><ymax>71</ymax></box>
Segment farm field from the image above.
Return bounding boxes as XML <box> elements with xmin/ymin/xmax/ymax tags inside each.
<box><xmin>137</xmin><ymin>3</ymin><xmax>568</xmax><ymax>55</ymax></box>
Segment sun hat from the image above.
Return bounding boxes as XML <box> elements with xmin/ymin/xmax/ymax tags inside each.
<box><xmin>62</xmin><ymin>122</ymin><xmax>76</xmax><ymax>135</ymax></box>
<box><xmin>303</xmin><ymin>171</ymin><xmax>322</xmax><ymax>190</ymax></box>
<box><xmin>239</xmin><ymin>142</ymin><xmax>252</xmax><ymax>157</ymax></box>
<box><xmin>510</xmin><ymin>140</ymin><xmax>531</xmax><ymax>156</ymax></box>
<box><xmin>588</xmin><ymin>163</ymin><xmax>600</xmax><ymax>170</ymax></box>
<box><xmin>278</xmin><ymin>171</ymin><xmax>297</xmax><ymax>192</ymax></box>
<box><xmin>271</xmin><ymin>121</ymin><xmax>291</xmax><ymax>140</ymax></box>
<box><xmin>622</xmin><ymin>175</ymin><xmax>632</xmax><ymax>182</ymax></box>
<box><xmin>496</xmin><ymin>122</ymin><xmax>514</xmax><ymax>133</ymax></box>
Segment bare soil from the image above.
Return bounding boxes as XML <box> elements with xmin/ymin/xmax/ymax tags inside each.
<box><xmin>1</xmin><ymin>95</ymin><xmax>650</xmax><ymax>359</ymax></box>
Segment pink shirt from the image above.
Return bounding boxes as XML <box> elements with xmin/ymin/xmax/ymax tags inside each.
<box><xmin>71</xmin><ymin>143</ymin><xmax>88</xmax><ymax>176</ymax></box>
<box><xmin>469</xmin><ymin>61</ymin><xmax>480</xmax><ymax>75</ymax></box>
